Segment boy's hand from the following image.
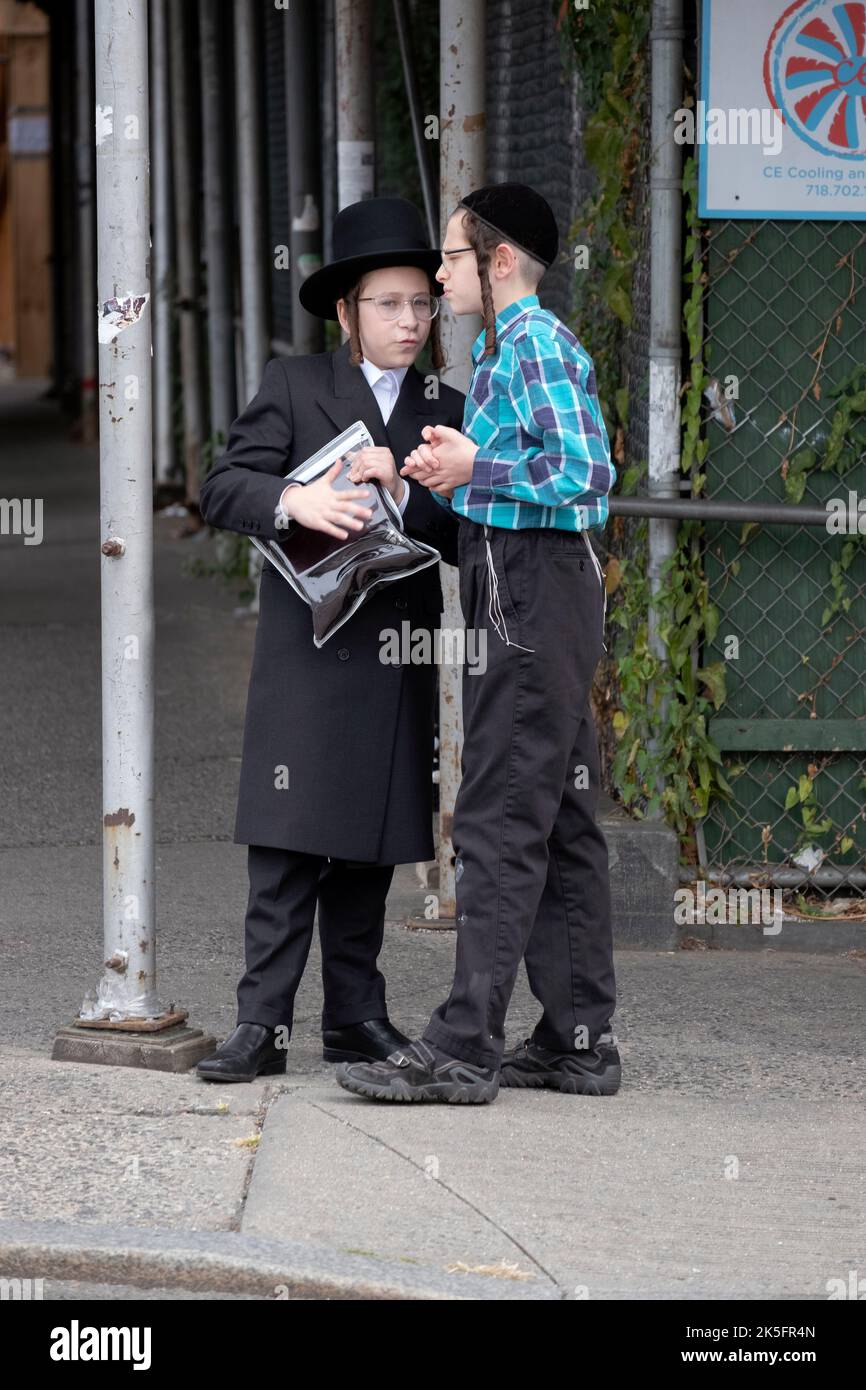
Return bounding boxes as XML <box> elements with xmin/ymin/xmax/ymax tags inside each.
<box><xmin>402</xmin><ymin>426</ymin><xmax>474</xmax><ymax>497</ymax></box>
<box><xmin>280</xmin><ymin>458</ymin><xmax>373</xmax><ymax>540</ymax></box>
<box><xmin>401</xmin><ymin>441</ymin><xmax>440</xmax><ymax>485</ymax></box>
<box><xmin>347</xmin><ymin>447</ymin><xmax>404</xmax><ymax>505</ymax></box>
<box><xmin>418</xmin><ymin>424</ymin><xmax>477</xmax><ymax>491</ymax></box>
<box><xmin>401</xmin><ymin>443</ymin><xmax>456</xmax><ymax>500</ymax></box>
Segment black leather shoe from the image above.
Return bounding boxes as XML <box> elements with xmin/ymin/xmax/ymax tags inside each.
<box><xmin>322</xmin><ymin>1017</ymin><xmax>412</xmax><ymax>1064</ymax></box>
<box><xmin>196</xmin><ymin>1023</ymin><xmax>286</xmax><ymax>1083</ymax></box>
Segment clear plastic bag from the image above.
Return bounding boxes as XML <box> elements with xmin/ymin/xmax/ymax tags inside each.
<box><xmin>252</xmin><ymin>421</ymin><xmax>440</xmax><ymax>647</ymax></box>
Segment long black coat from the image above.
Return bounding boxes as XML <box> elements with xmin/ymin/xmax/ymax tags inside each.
<box><xmin>198</xmin><ymin>343</ymin><xmax>464</xmax><ymax>864</ymax></box>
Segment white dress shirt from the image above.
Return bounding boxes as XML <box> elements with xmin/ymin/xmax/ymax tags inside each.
<box><xmin>276</xmin><ymin>358</ymin><xmax>410</xmax><ymax>528</ymax></box>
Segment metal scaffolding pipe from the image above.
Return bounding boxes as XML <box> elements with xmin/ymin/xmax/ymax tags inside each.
<box><xmin>320</xmin><ymin>0</ymin><xmax>338</xmax><ymax>268</ymax></box>
<box><xmin>199</xmin><ymin>0</ymin><xmax>237</xmax><ymax>441</ymax></box>
<box><xmin>285</xmin><ymin>0</ymin><xmax>325</xmax><ymax>355</ymax></box>
<box><xmin>168</xmin><ymin>0</ymin><xmax>205</xmax><ymax>505</ymax></box>
<box><xmin>435</xmin><ymin>0</ymin><xmax>485</xmax><ymax>922</ymax></box>
<box><xmin>610</xmin><ymin>496</ymin><xmax>834</xmax><ymax>527</ymax></box>
<box><xmin>150</xmin><ymin>0</ymin><xmax>176</xmax><ymax>487</ymax></box>
<box><xmin>88</xmin><ymin>0</ymin><xmax>160</xmax><ymax>1022</ymax></box>
<box><xmin>393</xmin><ymin>0</ymin><xmax>438</xmax><ymax>246</ymax></box>
<box><xmin>335</xmin><ymin>0</ymin><xmax>375</xmax><ymax>209</ymax></box>
<box><xmin>680</xmin><ymin>865</ymin><xmax>866</xmax><ymax>889</ymax></box>
<box><xmin>74</xmin><ymin>0</ymin><xmax>97</xmax><ymax>444</ymax></box>
<box><xmin>233</xmin><ymin>0</ymin><xmax>268</xmax><ymax>399</ymax></box>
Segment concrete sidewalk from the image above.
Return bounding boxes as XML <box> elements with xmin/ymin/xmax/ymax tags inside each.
<box><xmin>1</xmin><ymin>382</ymin><xmax>864</xmax><ymax>1300</ymax></box>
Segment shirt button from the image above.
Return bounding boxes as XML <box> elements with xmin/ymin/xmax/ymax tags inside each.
<box><xmin>337</xmin><ymin>648</ymin><xmax>350</xmax><ymax>661</ymax></box>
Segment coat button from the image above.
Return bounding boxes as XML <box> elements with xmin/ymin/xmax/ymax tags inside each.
<box><xmin>337</xmin><ymin>647</ymin><xmax>350</xmax><ymax>661</ymax></box>
<box><xmin>395</xmin><ymin>597</ymin><xmax>407</xmax><ymax>610</ymax></box>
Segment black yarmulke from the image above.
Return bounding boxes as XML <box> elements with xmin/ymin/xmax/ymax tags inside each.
<box><xmin>458</xmin><ymin>183</ymin><xmax>559</xmax><ymax>268</ymax></box>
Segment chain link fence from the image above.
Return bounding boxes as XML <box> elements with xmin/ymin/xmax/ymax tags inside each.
<box><xmin>699</xmin><ymin>217</ymin><xmax>866</xmax><ymax>902</ymax></box>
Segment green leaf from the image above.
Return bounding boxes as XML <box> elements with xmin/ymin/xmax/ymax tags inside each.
<box><xmin>789</xmin><ymin>447</ymin><xmax>816</xmax><ymax>474</ymax></box>
<box><xmin>697</xmin><ymin>662</ymin><xmax>727</xmax><ymax>709</ymax></box>
<box><xmin>602</xmin><ymin>272</ymin><xmax>633</xmax><ymax>326</ymax></box>
<box><xmin>784</xmin><ymin>471</ymin><xmax>807</xmax><ymax>504</ymax></box>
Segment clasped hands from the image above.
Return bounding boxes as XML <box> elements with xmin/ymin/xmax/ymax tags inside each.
<box><xmin>279</xmin><ymin>429</ymin><xmax>476</xmax><ymax>539</ymax></box>
<box><xmin>401</xmin><ymin>425</ymin><xmax>478</xmax><ymax>499</ymax></box>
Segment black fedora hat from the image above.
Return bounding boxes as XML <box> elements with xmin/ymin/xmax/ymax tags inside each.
<box><xmin>298</xmin><ymin>197</ymin><xmax>444</xmax><ymax>321</ymax></box>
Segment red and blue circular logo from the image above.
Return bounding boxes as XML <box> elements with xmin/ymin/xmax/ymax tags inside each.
<box><xmin>764</xmin><ymin>0</ymin><xmax>866</xmax><ymax>157</ymax></box>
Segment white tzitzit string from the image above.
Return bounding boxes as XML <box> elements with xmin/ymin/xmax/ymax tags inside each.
<box><xmin>484</xmin><ymin>525</ymin><xmax>535</xmax><ymax>653</ymax></box>
<box><xmin>583</xmin><ymin>531</ymin><xmax>608</xmax><ymax>653</ymax></box>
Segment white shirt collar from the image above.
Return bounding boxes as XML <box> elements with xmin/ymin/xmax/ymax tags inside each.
<box><xmin>359</xmin><ymin>358</ymin><xmax>409</xmax><ymax>393</ymax></box>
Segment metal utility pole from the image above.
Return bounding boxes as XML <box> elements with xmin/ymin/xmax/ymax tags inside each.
<box><xmin>648</xmin><ymin>0</ymin><xmax>684</xmax><ymax>809</ymax></box>
<box><xmin>53</xmin><ymin>0</ymin><xmax>216</xmax><ymax>1072</ymax></box>
<box><xmin>434</xmin><ymin>0</ymin><xmax>485</xmax><ymax>922</ymax></box>
<box><xmin>335</xmin><ymin>0</ymin><xmax>375</xmax><ymax>209</ymax></box>
<box><xmin>74</xmin><ymin>0</ymin><xmax>96</xmax><ymax>444</ymax></box>
<box><xmin>169</xmin><ymin>0</ymin><xmax>205</xmax><ymax>506</ymax></box>
<box><xmin>285</xmin><ymin>0</ymin><xmax>324</xmax><ymax>355</ymax></box>
<box><xmin>200</xmin><ymin>0</ymin><xmax>237</xmax><ymax>441</ymax></box>
<box><xmin>150</xmin><ymin>0</ymin><xmax>176</xmax><ymax>488</ymax></box>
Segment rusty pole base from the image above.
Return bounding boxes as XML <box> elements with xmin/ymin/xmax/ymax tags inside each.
<box><xmin>71</xmin><ymin>1009</ymin><xmax>189</xmax><ymax>1033</ymax></box>
<box><xmin>51</xmin><ymin>1013</ymin><xmax>218</xmax><ymax>1073</ymax></box>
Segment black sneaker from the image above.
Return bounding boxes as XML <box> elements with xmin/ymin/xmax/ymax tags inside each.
<box><xmin>500</xmin><ymin>1031</ymin><xmax>621</xmax><ymax>1095</ymax></box>
<box><xmin>335</xmin><ymin>1039</ymin><xmax>499</xmax><ymax>1104</ymax></box>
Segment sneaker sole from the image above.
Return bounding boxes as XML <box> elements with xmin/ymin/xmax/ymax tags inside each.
<box><xmin>336</xmin><ymin>1071</ymin><xmax>499</xmax><ymax>1104</ymax></box>
<box><xmin>197</xmin><ymin>1058</ymin><xmax>286</xmax><ymax>1083</ymax></box>
<box><xmin>500</xmin><ymin>1063</ymin><xmax>621</xmax><ymax>1096</ymax></box>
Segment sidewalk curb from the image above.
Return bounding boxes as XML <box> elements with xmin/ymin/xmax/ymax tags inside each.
<box><xmin>0</xmin><ymin>1220</ymin><xmax>560</xmax><ymax>1301</ymax></box>
<box><xmin>679</xmin><ymin>920</ymin><xmax>866</xmax><ymax>952</ymax></box>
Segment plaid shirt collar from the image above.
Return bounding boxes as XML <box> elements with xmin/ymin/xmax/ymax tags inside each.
<box><xmin>470</xmin><ymin>293</ymin><xmax>541</xmax><ymax>364</ymax></box>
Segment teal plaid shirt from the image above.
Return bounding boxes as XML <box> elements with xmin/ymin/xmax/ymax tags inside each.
<box><xmin>433</xmin><ymin>294</ymin><xmax>615</xmax><ymax>531</ymax></box>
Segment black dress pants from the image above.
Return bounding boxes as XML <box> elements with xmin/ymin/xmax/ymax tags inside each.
<box><xmin>236</xmin><ymin>846</ymin><xmax>395</xmax><ymax>1034</ymax></box>
<box><xmin>422</xmin><ymin>520</ymin><xmax>617</xmax><ymax>1070</ymax></box>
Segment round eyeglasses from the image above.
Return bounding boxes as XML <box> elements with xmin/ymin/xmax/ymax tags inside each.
<box><xmin>356</xmin><ymin>293</ymin><xmax>440</xmax><ymax>321</ymax></box>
